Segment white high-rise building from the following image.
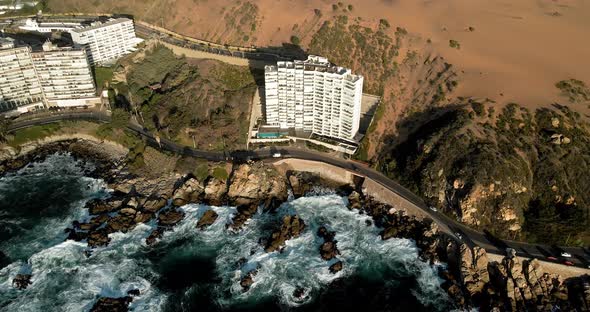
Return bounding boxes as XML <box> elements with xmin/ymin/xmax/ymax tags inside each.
<box><xmin>264</xmin><ymin>55</ymin><xmax>363</xmax><ymax>142</ymax></box>
<box><xmin>0</xmin><ymin>43</ymin><xmax>100</xmax><ymax>115</ymax></box>
<box><xmin>0</xmin><ymin>47</ymin><xmax>45</xmax><ymax>115</ymax></box>
<box><xmin>31</xmin><ymin>42</ymin><xmax>98</xmax><ymax>107</ymax></box>
<box><xmin>70</xmin><ymin>18</ymin><xmax>143</xmax><ymax>66</ymax></box>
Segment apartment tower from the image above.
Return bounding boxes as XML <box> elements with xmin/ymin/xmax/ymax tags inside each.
<box><xmin>264</xmin><ymin>56</ymin><xmax>364</xmax><ymax>142</ymax></box>
<box><xmin>32</xmin><ymin>42</ymin><xmax>98</xmax><ymax>107</ymax></box>
<box><xmin>0</xmin><ymin>42</ymin><xmax>99</xmax><ymax>115</ymax></box>
<box><xmin>0</xmin><ymin>46</ymin><xmax>45</xmax><ymax>114</ymax></box>
<box><xmin>70</xmin><ymin>18</ymin><xmax>142</xmax><ymax>65</ymax></box>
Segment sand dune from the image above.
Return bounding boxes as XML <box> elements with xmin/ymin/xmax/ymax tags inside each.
<box><xmin>48</xmin><ymin>0</ymin><xmax>590</xmax><ymax>107</ymax></box>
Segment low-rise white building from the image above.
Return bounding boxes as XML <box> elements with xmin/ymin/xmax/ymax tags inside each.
<box><xmin>19</xmin><ymin>18</ymin><xmax>83</xmax><ymax>33</ymax></box>
<box><xmin>70</xmin><ymin>18</ymin><xmax>143</xmax><ymax>65</ymax></box>
<box><xmin>264</xmin><ymin>55</ymin><xmax>363</xmax><ymax>143</ymax></box>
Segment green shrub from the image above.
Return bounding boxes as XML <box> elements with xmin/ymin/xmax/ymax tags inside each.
<box><xmin>212</xmin><ymin>166</ymin><xmax>229</xmax><ymax>181</ymax></box>
<box><xmin>290</xmin><ymin>35</ymin><xmax>301</xmax><ymax>45</ymax></box>
<box><xmin>449</xmin><ymin>39</ymin><xmax>461</xmax><ymax>49</ymax></box>
<box><xmin>555</xmin><ymin>79</ymin><xmax>590</xmax><ymax>103</ymax></box>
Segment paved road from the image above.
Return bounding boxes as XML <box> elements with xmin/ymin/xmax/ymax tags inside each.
<box><xmin>6</xmin><ymin>111</ymin><xmax>590</xmax><ymax>270</ymax></box>
<box><xmin>134</xmin><ymin>23</ymin><xmax>295</xmax><ymax>63</ymax></box>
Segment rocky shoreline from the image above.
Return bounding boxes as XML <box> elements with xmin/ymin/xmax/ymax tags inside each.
<box><xmin>1</xmin><ymin>140</ymin><xmax>589</xmax><ymax>311</ymax></box>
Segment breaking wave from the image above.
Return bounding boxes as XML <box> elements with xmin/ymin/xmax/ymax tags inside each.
<box><xmin>0</xmin><ymin>154</ymin><xmax>451</xmax><ymax>311</ymax></box>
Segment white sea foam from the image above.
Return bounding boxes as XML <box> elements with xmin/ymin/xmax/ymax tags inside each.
<box><xmin>1</xmin><ymin>156</ymin><xmax>451</xmax><ymax>311</ymax></box>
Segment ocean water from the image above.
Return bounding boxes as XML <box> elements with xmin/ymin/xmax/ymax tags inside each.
<box><xmin>0</xmin><ymin>154</ymin><xmax>452</xmax><ymax>311</ymax></box>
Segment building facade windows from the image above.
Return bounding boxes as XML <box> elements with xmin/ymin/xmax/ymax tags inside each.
<box><xmin>264</xmin><ymin>55</ymin><xmax>363</xmax><ymax>142</ymax></box>
<box><xmin>70</xmin><ymin>18</ymin><xmax>142</xmax><ymax>66</ymax></box>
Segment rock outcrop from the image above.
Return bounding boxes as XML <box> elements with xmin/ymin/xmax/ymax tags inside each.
<box><xmin>287</xmin><ymin>171</ymin><xmax>319</xmax><ymax>198</ymax></box>
<box><xmin>317</xmin><ymin>226</ymin><xmax>340</xmax><ymax>261</ymax></box>
<box><xmin>172</xmin><ymin>177</ymin><xmax>204</xmax><ymax>207</ymax></box>
<box><xmin>264</xmin><ymin>215</ymin><xmax>306</xmax><ymax>253</ymax></box>
<box><xmin>458</xmin><ymin>244</ymin><xmax>490</xmax><ymax>298</ymax></box>
<box><xmin>90</xmin><ymin>296</ymin><xmax>132</xmax><ymax>312</ymax></box>
<box><xmin>158</xmin><ymin>208</ymin><xmax>185</xmax><ymax>227</ymax></box>
<box><xmin>348</xmin><ymin>191</ymin><xmax>441</xmax><ymax>263</ymax></box>
<box><xmin>12</xmin><ymin>274</ymin><xmax>32</xmax><ymax>290</ymax></box>
<box><xmin>442</xmin><ymin>243</ymin><xmax>590</xmax><ymax>311</ymax></box>
<box><xmin>228</xmin><ymin>162</ymin><xmax>288</xmax><ymax>208</ymax></box>
<box><xmin>240</xmin><ymin>270</ymin><xmax>257</xmax><ymax>291</ymax></box>
<box><xmin>228</xmin><ymin>203</ymin><xmax>258</xmax><ymax>230</ymax></box>
<box><xmin>329</xmin><ymin>261</ymin><xmax>343</xmax><ymax>274</ymax></box>
<box><xmin>203</xmin><ymin>177</ymin><xmax>227</xmax><ymax>205</ymax></box>
<box><xmin>196</xmin><ymin>210</ymin><xmax>218</xmax><ymax>229</ymax></box>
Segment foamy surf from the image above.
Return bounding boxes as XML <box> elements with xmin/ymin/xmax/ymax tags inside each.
<box><xmin>0</xmin><ymin>154</ymin><xmax>451</xmax><ymax>311</ymax></box>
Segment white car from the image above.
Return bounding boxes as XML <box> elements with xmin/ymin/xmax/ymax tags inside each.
<box><xmin>455</xmin><ymin>232</ymin><xmax>463</xmax><ymax>240</ymax></box>
<box><xmin>429</xmin><ymin>206</ymin><xmax>437</xmax><ymax>212</ymax></box>
<box><xmin>272</xmin><ymin>153</ymin><xmax>282</xmax><ymax>158</ymax></box>
<box><xmin>560</xmin><ymin>252</ymin><xmax>572</xmax><ymax>258</ymax></box>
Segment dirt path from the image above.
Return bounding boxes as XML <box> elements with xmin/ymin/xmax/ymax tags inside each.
<box><xmin>160</xmin><ymin>42</ymin><xmax>266</xmax><ymax>68</ymax></box>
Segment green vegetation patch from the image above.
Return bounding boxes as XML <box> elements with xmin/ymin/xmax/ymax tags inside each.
<box><xmin>211</xmin><ymin>166</ymin><xmax>229</xmax><ymax>181</ymax></box>
<box><xmin>449</xmin><ymin>39</ymin><xmax>460</xmax><ymax>49</ymax></box>
<box><xmin>309</xmin><ymin>15</ymin><xmax>399</xmax><ymax>94</ymax></box>
<box><xmin>93</xmin><ymin>66</ymin><xmax>115</xmax><ymax>91</ymax></box>
<box><xmin>555</xmin><ymin>79</ymin><xmax>590</xmax><ymax>103</ymax></box>
<box><xmin>8</xmin><ymin>123</ymin><xmax>62</xmax><ymax>148</ymax></box>
<box><xmin>210</xmin><ymin>63</ymin><xmax>256</xmax><ymax>91</ymax></box>
<box><xmin>122</xmin><ymin>45</ymin><xmax>256</xmax><ymax>151</ymax></box>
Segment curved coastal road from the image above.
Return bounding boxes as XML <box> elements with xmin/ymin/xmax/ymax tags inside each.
<box><xmin>6</xmin><ymin>111</ymin><xmax>590</xmax><ymax>270</ymax></box>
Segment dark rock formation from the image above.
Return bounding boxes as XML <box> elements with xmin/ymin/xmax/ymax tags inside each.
<box><xmin>203</xmin><ymin>177</ymin><xmax>227</xmax><ymax>206</ymax></box>
<box><xmin>317</xmin><ymin>226</ymin><xmax>340</xmax><ymax>261</ymax></box>
<box><xmin>12</xmin><ymin>274</ymin><xmax>32</xmax><ymax>289</ymax></box>
<box><xmin>157</xmin><ymin>209</ymin><xmax>185</xmax><ymax>227</ymax></box>
<box><xmin>293</xmin><ymin>286</ymin><xmax>307</xmax><ymax>299</ymax></box>
<box><xmin>240</xmin><ymin>270</ymin><xmax>257</xmax><ymax>291</ymax></box>
<box><xmin>264</xmin><ymin>215</ymin><xmax>306</xmax><ymax>253</ymax></box>
<box><xmin>228</xmin><ymin>203</ymin><xmax>258</xmax><ymax>230</ymax></box>
<box><xmin>146</xmin><ymin>228</ymin><xmax>164</xmax><ymax>246</ymax></box>
<box><xmin>320</xmin><ymin>241</ymin><xmax>339</xmax><ymax>261</ymax></box>
<box><xmin>287</xmin><ymin>171</ymin><xmax>319</xmax><ymax>198</ymax></box>
<box><xmin>142</xmin><ymin>196</ymin><xmax>167</xmax><ymax>213</ymax></box>
<box><xmin>87</xmin><ymin>229</ymin><xmax>110</xmax><ymax>248</ymax></box>
<box><xmin>86</xmin><ymin>198</ymin><xmax>123</xmax><ymax>215</ymax></box>
<box><xmin>172</xmin><ymin>177</ymin><xmax>204</xmax><ymax>207</ymax></box>
<box><xmin>90</xmin><ymin>296</ymin><xmax>132</xmax><ymax>312</ymax></box>
<box><xmin>329</xmin><ymin>261</ymin><xmax>343</xmax><ymax>274</ymax></box>
<box><xmin>127</xmin><ymin>289</ymin><xmax>140</xmax><ymax>296</ymax></box>
<box><xmin>196</xmin><ymin>210</ymin><xmax>218</xmax><ymax>230</ymax></box>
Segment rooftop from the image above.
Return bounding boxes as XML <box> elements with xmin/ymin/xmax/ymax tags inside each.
<box><xmin>70</xmin><ymin>18</ymin><xmax>132</xmax><ymax>33</ymax></box>
<box><xmin>265</xmin><ymin>55</ymin><xmax>362</xmax><ymax>82</ymax></box>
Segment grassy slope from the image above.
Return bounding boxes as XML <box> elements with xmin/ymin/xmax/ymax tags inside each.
<box><xmin>119</xmin><ymin>44</ymin><xmax>256</xmax><ymax>151</ymax></box>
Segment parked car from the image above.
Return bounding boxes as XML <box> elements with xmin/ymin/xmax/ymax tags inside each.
<box><xmin>546</xmin><ymin>256</ymin><xmax>558</xmax><ymax>261</ymax></box>
<box><xmin>455</xmin><ymin>232</ymin><xmax>463</xmax><ymax>240</ymax></box>
<box><xmin>560</xmin><ymin>252</ymin><xmax>572</xmax><ymax>258</ymax></box>
<box><xmin>563</xmin><ymin>261</ymin><xmax>574</xmax><ymax>266</ymax></box>
<box><xmin>272</xmin><ymin>153</ymin><xmax>282</xmax><ymax>158</ymax></box>
<box><xmin>429</xmin><ymin>206</ymin><xmax>437</xmax><ymax>212</ymax></box>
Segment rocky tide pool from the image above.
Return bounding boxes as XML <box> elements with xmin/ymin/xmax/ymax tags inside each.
<box><xmin>0</xmin><ymin>154</ymin><xmax>452</xmax><ymax>311</ymax></box>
